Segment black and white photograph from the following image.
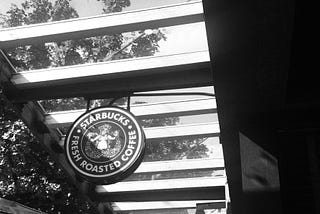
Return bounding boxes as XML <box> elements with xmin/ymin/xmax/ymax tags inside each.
<box><xmin>0</xmin><ymin>0</ymin><xmax>316</xmax><ymax>214</ymax></box>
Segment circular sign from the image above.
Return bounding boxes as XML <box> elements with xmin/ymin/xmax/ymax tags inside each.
<box><xmin>65</xmin><ymin>106</ymin><xmax>145</xmax><ymax>184</ymax></box>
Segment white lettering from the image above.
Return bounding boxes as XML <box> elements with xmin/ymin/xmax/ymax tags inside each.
<box><xmin>114</xmin><ymin>113</ymin><xmax>120</xmax><ymax>120</ymax></box>
<box><xmin>85</xmin><ymin>163</ymin><xmax>93</xmax><ymax>171</ymax></box>
<box><xmin>129</xmin><ymin>139</ymin><xmax>136</xmax><ymax>144</ymax></box>
<box><xmin>80</xmin><ymin>160</ymin><xmax>87</xmax><ymax>167</ymax></box>
<box><xmin>99</xmin><ymin>165</ymin><xmax>104</xmax><ymax>173</ymax></box>
<box><xmin>92</xmin><ymin>165</ymin><xmax>98</xmax><ymax>172</ymax></box>
<box><xmin>95</xmin><ymin>113</ymin><xmax>101</xmax><ymax>120</ymax></box>
<box><xmin>123</xmin><ymin>119</ymin><xmax>129</xmax><ymax>126</ymax></box>
<box><xmin>73</xmin><ymin>154</ymin><xmax>82</xmax><ymax>162</ymax></box>
<box><xmin>114</xmin><ymin>161</ymin><xmax>121</xmax><ymax>168</ymax></box>
<box><xmin>122</xmin><ymin>154</ymin><xmax>128</xmax><ymax>161</ymax></box>
<box><xmin>89</xmin><ymin>115</ymin><xmax>96</xmax><ymax>124</ymax></box>
<box><xmin>125</xmin><ymin>148</ymin><xmax>133</xmax><ymax>156</ymax></box>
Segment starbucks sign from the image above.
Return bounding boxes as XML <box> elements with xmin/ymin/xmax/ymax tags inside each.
<box><xmin>65</xmin><ymin>106</ymin><xmax>145</xmax><ymax>184</ymax></box>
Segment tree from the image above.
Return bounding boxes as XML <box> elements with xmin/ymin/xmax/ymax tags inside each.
<box><xmin>0</xmin><ymin>0</ymin><xmax>165</xmax><ymax>109</ymax></box>
<box><xmin>0</xmin><ymin>0</ymin><xmax>164</xmax><ymax>213</ymax></box>
<box><xmin>139</xmin><ymin>110</ymin><xmax>209</xmax><ymax>162</ymax></box>
<box><xmin>1</xmin><ymin>0</ymin><xmax>166</xmax><ymax>71</ymax></box>
<box><xmin>144</xmin><ymin>136</ymin><xmax>209</xmax><ymax>162</ymax></box>
<box><xmin>99</xmin><ymin>0</ymin><xmax>130</xmax><ymax>13</ymax></box>
<box><xmin>0</xmin><ymin>95</ymin><xmax>98</xmax><ymax>213</ymax></box>
<box><xmin>0</xmin><ymin>0</ymin><xmax>209</xmax><ymax>213</ymax></box>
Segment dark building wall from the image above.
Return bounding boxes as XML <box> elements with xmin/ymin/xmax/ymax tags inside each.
<box><xmin>203</xmin><ymin>0</ymin><xmax>319</xmax><ymax>213</ymax></box>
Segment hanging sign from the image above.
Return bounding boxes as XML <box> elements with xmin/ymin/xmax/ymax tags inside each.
<box><xmin>65</xmin><ymin>106</ymin><xmax>145</xmax><ymax>184</ymax></box>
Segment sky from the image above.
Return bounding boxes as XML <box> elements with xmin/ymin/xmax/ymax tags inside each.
<box><xmin>0</xmin><ymin>0</ymin><xmax>211</xmax><ymax>108</ymax></box>
<box><xmin>0</xmin><ymin>0</ymin><xmax>218</xmax><ymax>155</ymax></box>
<box><xmin>70</xmin><ymin>0</ymin><xmax>208</xmax><ymax>55</ymax></box>
<box><xmin>0</xmin><ymin>0</ymin><xmax>208</xmax><ymax>55</ymax></box>
<box><xmin>70</xmin><ymin>0</ymin><xmax>191</xmax><ymax>17</ymax></box>
<box><xmin>0</xmin><ymin>0</ymin><xmax>193</xmax><ymax>19</ymax></box>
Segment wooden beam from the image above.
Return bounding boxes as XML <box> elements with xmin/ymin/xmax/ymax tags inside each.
<box><xmin>0</xmin><ymin>1</ymin><xmax>204</xmax><ymax>49</ymax></box>
<box><xmin>96</xmin><ymin>177</ymin><xmax>226</xmax><ymax>192</ymax></box>
<box><xmin>11</xmin><ymin>51</ymin><xmax>209</xmax><ymax>86</ymax></box>
<box><xmin>0</xmin><ymin>52</ymin><xmax>108</xmax><ymax>212</ymax></box>
<box><xmin>18</xmin><ymin>102</ymin><xmax>97</xmax><ymax>193</ymax></box>
<box><xmin>92</xmin><ymin>177</ymin><xmax>226</xmax><ymax>201</ymax></box>
<box><xmin>94</xmin><ymin>185</ymin><xmax>226</xmax><ymax>202</ymax></box>
<box><xmin>59</xmin><ymin>122</ymin><xmax>220</xmax><ymax>145</ymax></box>
<box><xmin>111</xmin><ymin>200</ymin><xmax>226</xmax><ymax>211</ymax></box>
<box><xmin>0</xmin><ymin>51</ymin><xmax>13</xmax><ymax>82</ymax></box>
<box><xmin>5</xmin><ymin>51</ymin><xmax>212</xmax><ymax>101</ymax></box>
<box><xmin>134</xmin><ymin>86</ymin><xmax>215</xmax><ymax>95</ymax></box>
<box><xmin>196</xmin><ymin>201</ymin><xmax>227</xmax><ymax>210</ymax></box>
<box><xmin>135</xmin><ymin>158</ymin><xmax>224</xmax><ymax>173</ymax></box>
<box><xmin>0</xmin><ymin>98</ymin><xmax>100</xmax><ymax>208</ymax></box>
<box><xmin>45</xmin><ymin>98</ymin><xmax>217</xmax><ymax>128</ymax></box>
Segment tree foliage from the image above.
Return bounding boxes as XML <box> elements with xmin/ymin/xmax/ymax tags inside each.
<box><xmin>0</xmin><ymin>0</ymin><xmax>166</xmax><ymax>112</ymax></box>
<box><xmin>144</xmin><ymin>136</ymin><xmax>209</xmax><ymax>162</ymax></box>
<box><xmin>98</xmin><ymin>0</ymin><xmax>130</xmax><ymax>13</ymax></box>
<box><xmin>1</xmin><ymin>0</ymin><xmax>166</xmax><ymax>71</ymax></box>
<box><xmin>0</xmin><ymin>0</ymin><xmax>158</xmax><ymax>213</ymax></box>
<box><xmin>0</xmin><ymin>0</ymin><xmax>210</xmax><ymax>213</ymax></box>
<box><xmin>0</xmin><ymin>96</ymin><xmax>98</xmax><ymax>213</ymax></box>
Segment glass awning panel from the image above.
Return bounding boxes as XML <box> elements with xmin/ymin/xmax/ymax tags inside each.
<box><xmin>2</xmin><ymin>22</ymin><xmax>207</xmax><ymax>72</ymax></box>
<box><xmin>38</xmin><ymin>86</ymin><xmax>227</xmax><ymax>205</ymax></box>
<box><xmin>0</xmin><ymin>0</ymin><xmax>200</xmax><ymax>26</ymax></box>
<box><xmin>0</xmin><ymin>1</ymin><xmax>230</xmax><ymax>213</ymax></box>
<box><xmin>0</xmin><ymin>0</ymin><xmax>207</xmax><ymax>74</ymax></box>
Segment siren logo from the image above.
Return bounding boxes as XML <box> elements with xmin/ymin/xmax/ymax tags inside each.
<box><xmin>65</xmin><ymin>107</ymin><xmax>145</xmax><ymax>184</ymax></box>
